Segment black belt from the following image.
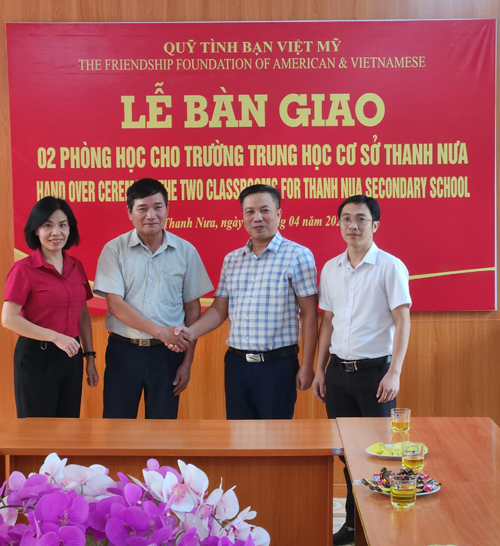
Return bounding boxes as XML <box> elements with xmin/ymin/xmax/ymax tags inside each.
<box><xmin>334</xmin><ymin>354</ymin><xmax>391</xmax><ymax>372</ymax></box>
<box><xmin>109</xmin><ymin>332</ymin><xmax>164</xmax><ymax>346</ymax></box>
<box><xmin>228</xmin><ymin>345</ymin><xmax>299</xmax><ymax>363</ymax></box>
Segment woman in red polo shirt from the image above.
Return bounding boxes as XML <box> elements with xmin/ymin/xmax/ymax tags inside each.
<box><xmin>1</xmin><ymin>196</ymin><xmax>98</xmax><ymax>417</ymax></box>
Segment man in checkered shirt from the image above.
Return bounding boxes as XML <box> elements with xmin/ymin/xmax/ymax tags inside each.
<box><xmin>176</xmin><ymin>184</ymin><xmax>318</xmax><ymax>419</ymax></box>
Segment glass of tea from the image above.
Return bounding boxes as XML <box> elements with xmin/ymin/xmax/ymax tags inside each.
<box><xmin>391</xmin><ymin>407</ymin><xmax>411</xmax><ymax>432</ymax></box>
<box><xmin>390</xmin><ymin>474</ymin><xmax>417</xmax><ymax>510</ymax></box>
<box><xmin>402</xmin><ymin>441</ymin><xmax>425</xmax><ymax>471</ymax></box>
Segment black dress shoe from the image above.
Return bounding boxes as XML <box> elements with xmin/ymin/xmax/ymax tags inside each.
<box><xmin>333</xmin><ymin>522</ymin><xmax>355</xmax><ymax>545</ymax></box>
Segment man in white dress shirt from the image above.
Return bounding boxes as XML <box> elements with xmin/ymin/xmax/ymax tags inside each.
<box><xmin>312</xmin><ymin>194</ymin><xmax>411</xmax><ymax>545</ymax></box>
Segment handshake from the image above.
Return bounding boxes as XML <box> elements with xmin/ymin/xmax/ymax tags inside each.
<box><xmin>162</xmin><ymin>325</ymin><xmax>195</xmax><ymax>352</ymax></box>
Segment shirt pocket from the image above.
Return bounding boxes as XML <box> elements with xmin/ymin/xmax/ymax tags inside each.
<box><xmin>159</xmin><ymin>271</ymin><xmax>184</xmax><ymax>307</ymax></box>
<box><xmin>267</xmin><ymin>274</ymin><xmax>291</xmax><ymax>305</ymax></box>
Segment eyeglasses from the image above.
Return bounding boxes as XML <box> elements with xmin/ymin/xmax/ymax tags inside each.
<box><xmin>339</xmin><ymin>216</ymin><xmax>373</xmax><ymax>226</ymax></box>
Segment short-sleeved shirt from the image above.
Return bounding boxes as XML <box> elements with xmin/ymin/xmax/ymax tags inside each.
<box><xmin>93</xmin><ymin>229</ymin><xmax>213</xmax><ymax>339</ymax></box>
<box><xmin>319</xmin><ymin>243</ymin><xmax>411</xmax><ymax>359</ymax></box>
<box><xmin>4</xmin><ymin>249</ymin><xmax>92</xmax><ymax>337</ymax></box>
<box><xmin>215</xmin><ymin>231</ymin><xmax>317</xmax><ymax>351</ymax></box>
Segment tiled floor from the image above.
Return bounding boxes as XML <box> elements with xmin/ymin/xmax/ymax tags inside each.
<box><xmin>333</xmin><ymin>497</ymin><xmax>354</xmax><ymax>546</ymax></box>
<box><xmin>333</xmin><ymin>497</ymin><xmax>346</xmax><ymax>531</ymax></box>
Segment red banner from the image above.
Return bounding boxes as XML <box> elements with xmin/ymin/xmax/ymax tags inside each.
<box><xmin>6</xmin><ymin>20</ymin><xmax>497</xmax><ymax>311</ymax></box>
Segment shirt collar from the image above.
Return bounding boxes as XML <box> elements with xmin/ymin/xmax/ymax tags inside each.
<box><xmin>242</xmin><ymin>231</ymin><xmax>283</xmax><ymax>256</ymax></box>
<box><xmin>129</xmin><ymin>229</ymin><xmax>177</xmax><ymax>253</ymax></box>
<box><xmin>338</xmin><ymin>242</ymin><xmax>379</xmax><ymax>268</ymax></box>
<box><xmin>31</xmin><ymin>248</ymin><xmax>47</xmax><ymax>268</ymax></box>
<box><xmin>363</xmin><ymin>242</ymin><xmax>379</xmax><ymax>264</ymax></box>
<box><xmin>31</xmin><ymin>248</ymin><xmax>75</xmax><ymax>273</ymax></box>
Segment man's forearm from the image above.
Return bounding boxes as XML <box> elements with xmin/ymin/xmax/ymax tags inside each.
<box><xmin>316</xmin><ymin>311</ymin><xmax>334</xmax><ymax>373</ymax></box>
<box><xmin>181</xmin><ymin>300</ymin><xmax>202</xmax><ymax>367</ymax></box>
<box><xmin>107</xmin><ymin>295</ymin><xmax>163</xmax><ymax>338</ymax></box>
<box><xmin>106</xmin><ymin>294</ymin><xmax>192</xmax><ymax>350</ymax></box>
<box><xmin>189</xmin><ymin>297</ymin><xmax>229</xmax><ymax>340</ymax></box>
<box><xmin>300</xmin><ymin>310</ymin><xmax>318</xmax><ymax>369</ymax></box>
<box><xmin>389</xmin><ymin>305</ymin><xmax>411</xmax><ymax>374</ymax></box>
<box><xmin>296</xmin><ymin>295</ymin><xmax>318</xmax><ymax>369</ymax></box>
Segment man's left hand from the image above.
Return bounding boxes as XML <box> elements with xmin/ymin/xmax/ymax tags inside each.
<box><xmin>376</xmin><ymin>370</ymin><xmax>400</xmax><ymax>403</ymax></box>
<box><xmin>172</xmin><ymin>361</ymin><xmax>191</xmax><ymax>396</ymax></box>
<box><xmin>296</xmin><ymin>366</ymin><xmax>315</xmax><ymax>391</ymax></box>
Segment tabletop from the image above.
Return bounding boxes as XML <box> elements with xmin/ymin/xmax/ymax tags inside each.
<box><xmin>337</xmin><ymin>417</ymin><xmax>500</xmax><ymax>546</ymax></box>
<box><xmin>0</xmin><ymin>417</ymin><xmax>342</xmax><ymax>456</ymax></box>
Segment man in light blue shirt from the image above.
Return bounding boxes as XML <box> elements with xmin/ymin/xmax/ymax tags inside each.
<box><xmin>176</xmin><ymin>184</ymin><xmax>318</xmax><ymax>419</ymax></box>
<box><xmin>94</xmin><ymin>178</ymin><xmax>213</xmax><ymax>419</ymax></box>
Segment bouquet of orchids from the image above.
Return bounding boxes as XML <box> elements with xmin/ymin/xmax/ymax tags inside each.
<box><xmin>0</xmin><ymin>453</ymin><xmax>270</xmax><ymax>546</ymax></box>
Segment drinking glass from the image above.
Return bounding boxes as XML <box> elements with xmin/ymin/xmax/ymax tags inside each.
<box><xmin>391</xmin><ymin>408</ymin><xmax>411</xmax><ymax>432</ymax></box>
<box><xmin>390</xmin><ymin>474</ymin><xmax>417</xmax><ymax>510</ymax></box>
<box><xmin>402</xmin><ymin>441</ymin><xmax>425</xmax><ymax>471</ymax></box>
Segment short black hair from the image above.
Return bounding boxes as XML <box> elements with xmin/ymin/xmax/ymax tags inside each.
<box><xmin>24</xmin><ymin>197</ymin><xmax>80</xmax><ymax>250</ymax></box>
<box><xmin>239</xmin><ymin>184</ymin><xmax>281</xmax><ymax>209</ymax></box>
<box><xmin>127</xmin><ymin>178</ymin><xmax>169</xmax><ymax>211</ymax></box>
<box><xmin>338</xmin><ymin>195</ymin><xmax>381</xmax><ymax>221</ymax></box>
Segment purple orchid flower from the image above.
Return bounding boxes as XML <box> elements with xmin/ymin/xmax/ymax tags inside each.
<box><xmin>177</xmin><ymin>527</ymin><xmax>201</xmax><ymax>546</ymax></box>
<box><xmin>7</xmin><ymin>474</ymin><xmax>61</xmax><ymax>508</ymax></box>
<box><xmin>106</xmin><ymin>472</ymin><xmax>131</xmax><ymax>496</ymax></box>
<box><xmin>0</xmin><ymin>515</ymin><xmax>12</xmax><ymax>546</ymax></box>
<box><xmin>145</xmin><ymin>460</ymin><xmax>182</xmax><ymax>482</ymax></box>
<box><xmin>19</xmin><ymin>515</ymin><xmax>43</xmax><ymax>546</ymax></box>
<box><xmin>34</xmin><ymin>490</ymin><xmax>89</xmax><ymax>528</ymax></box>
<box><xmin>37</xmin><ymin>526</ymin><xmax>85</xmax><ymax>546</ymax></box>
<box><xmin>104</xmin><ymin>506</ymin><xmax>150</xmax><ymax>546</ymax></box>
<box><xmin>7</xmin><ymin>522</ymin><xmax>28</xmax><ymax>546</ymax></box>
<box><xmin>87</xmin><ymin>496</ymin><xmax>127</xmax><ymax>541</ymax></box>
<box><xmin>122</xmin><ymin>483</ymin><xmax>144</xmax><ymax>507</ymax></box>
<box><xmin>2</xmin><ymin>455</ymin><xmax>270</xmax><ymax>546</ymax></box>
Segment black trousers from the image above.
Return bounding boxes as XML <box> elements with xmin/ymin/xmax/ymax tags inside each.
<box><xmin>103</xmin><ymin>335</ymin><xmax>184</xmax><ymax>419</ymax></box>
<box><xmin>325</xmin><ymin>355</ymin><xmax>395</xmax><ymax>528</ymax></box>
<box><xmin>14</xmin><ymin>336</ymin><xmax>83</xmax><ymax>418</ymax></box>
<box><xmin>224</xmin><ymin>349</ymin><xmax>299</xmax><ymax>419</ymax></box>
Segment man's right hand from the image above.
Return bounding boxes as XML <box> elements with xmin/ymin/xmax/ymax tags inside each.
<box><xmin>312</xmin><ymin>370</ymin><xmax>327</xmax><ymax>404</ymax></box>
<box><xmin>157</xmin><ymin>326</ymin><xmax>193</xmax><ymax>352</ymax></box>
<box><xmin>164</xmin><ymin>326</ymin><xmax>193</xmax><ymax>352</ymax></box>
